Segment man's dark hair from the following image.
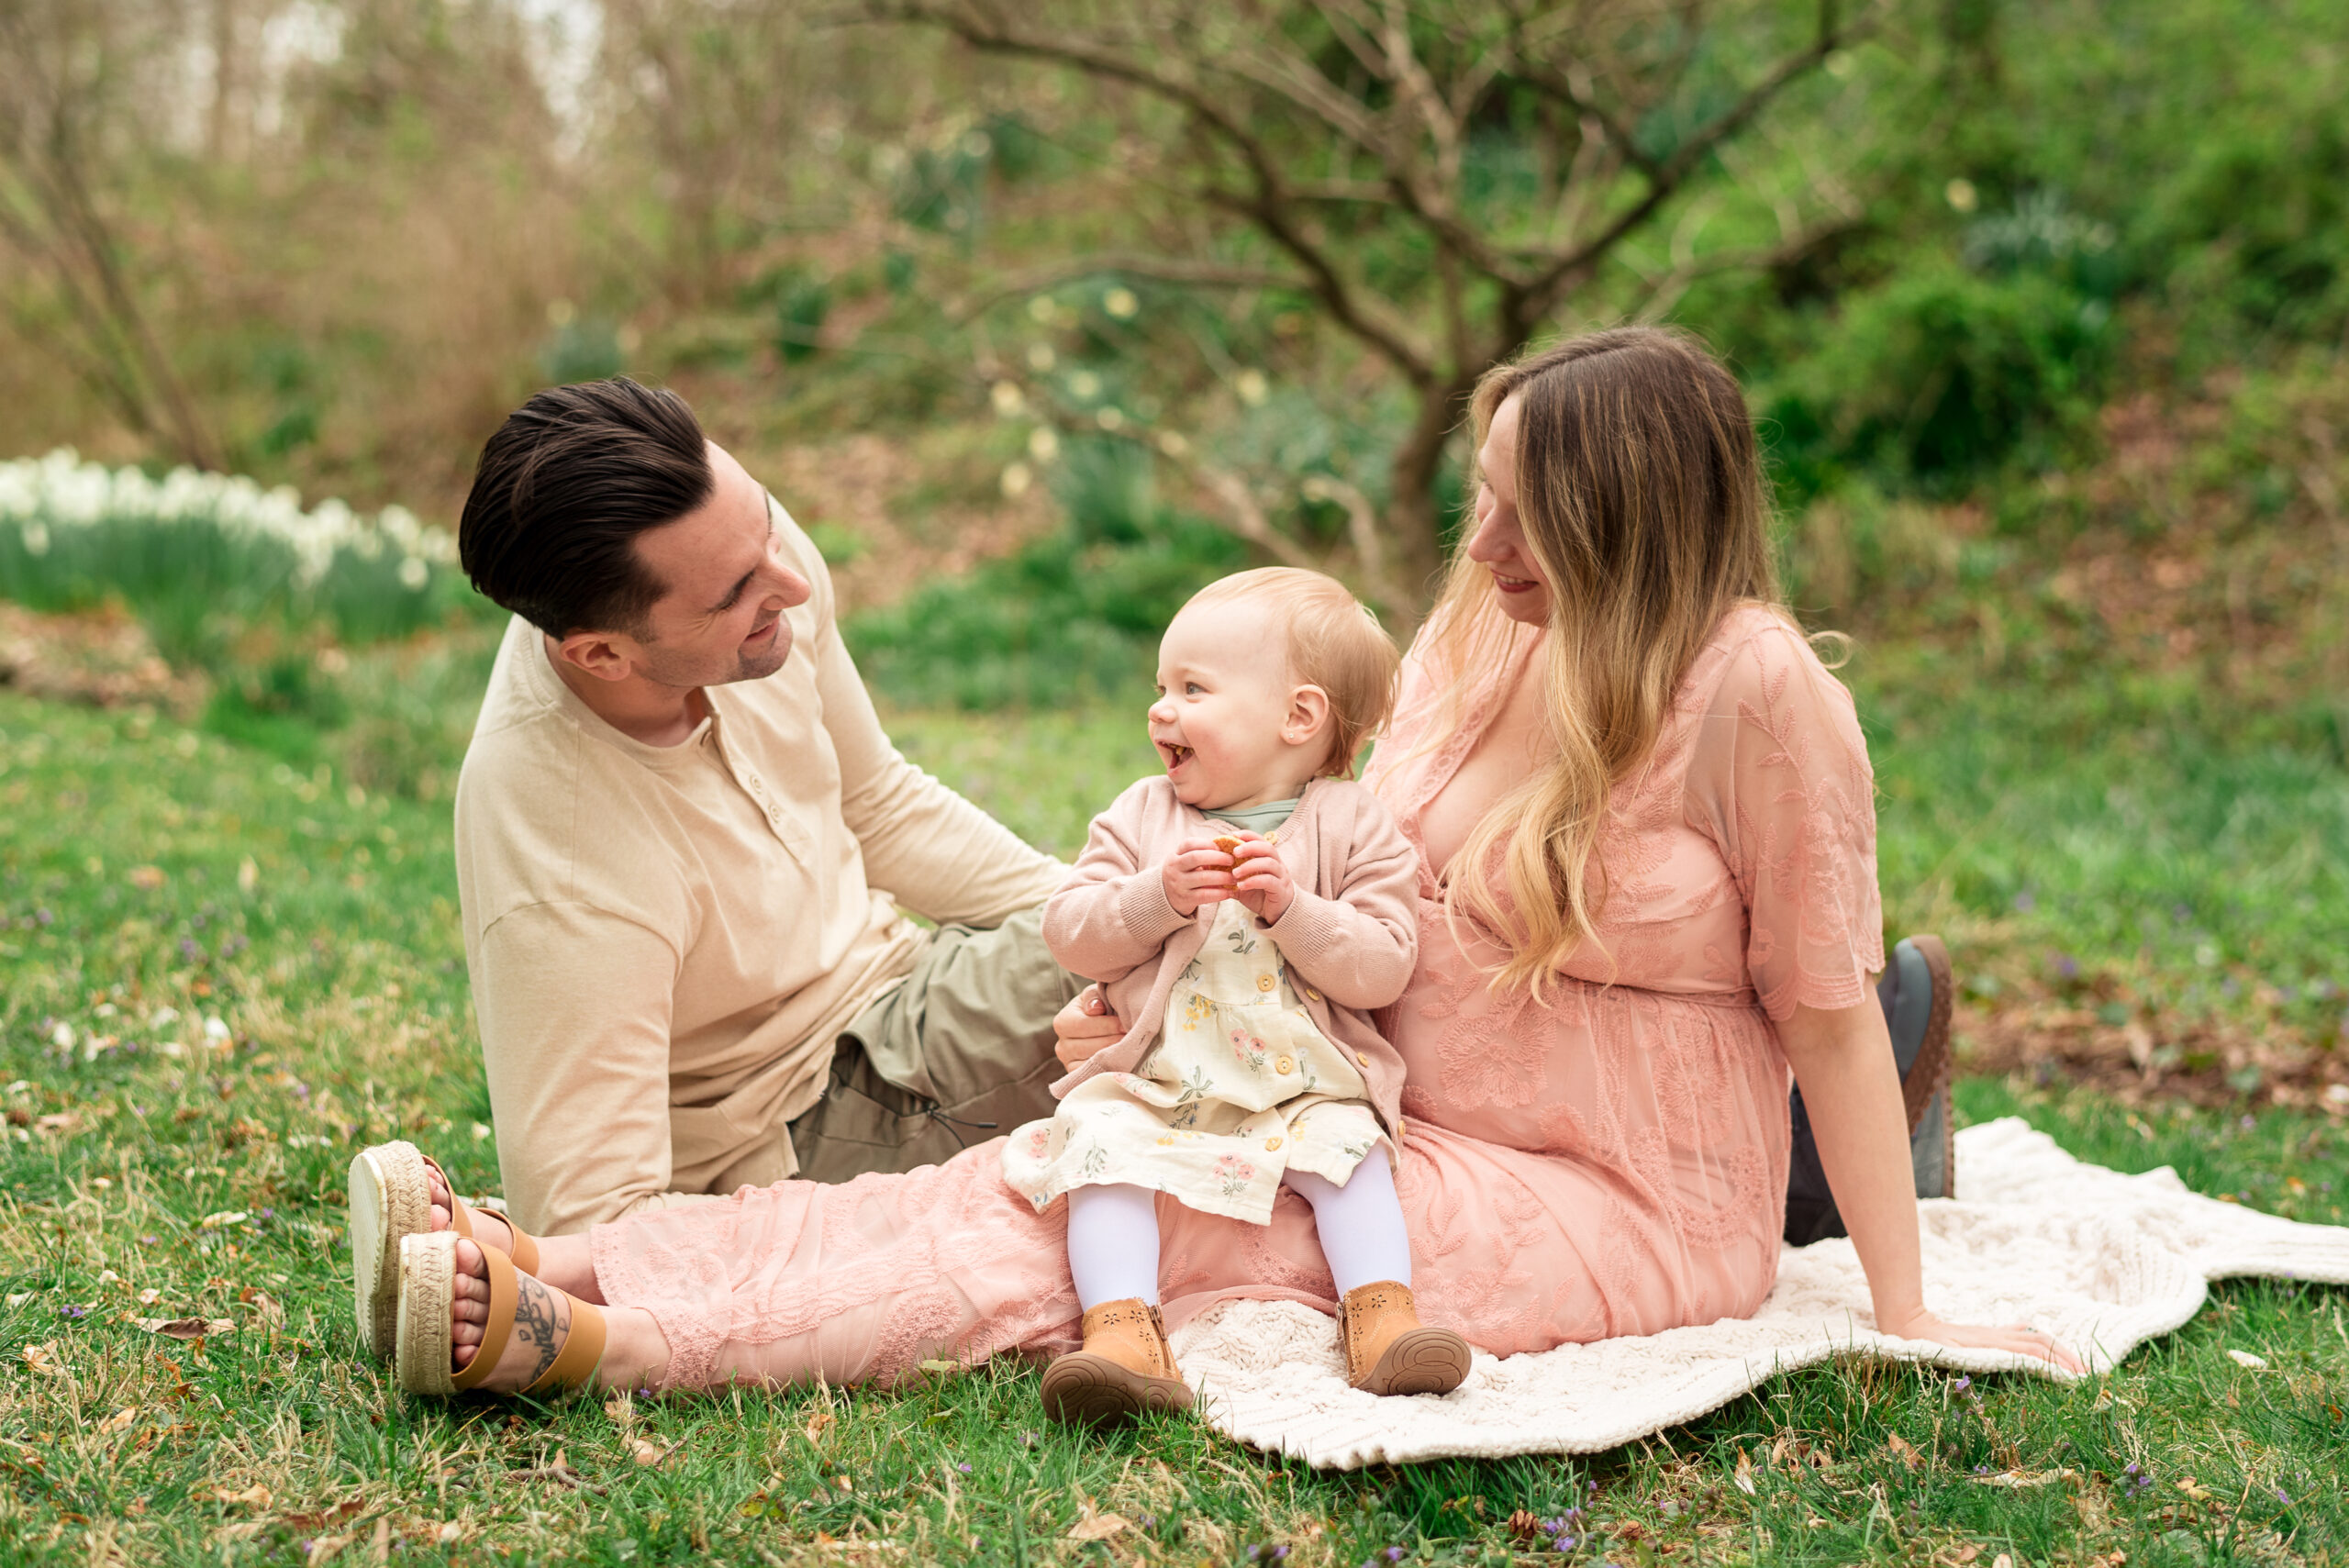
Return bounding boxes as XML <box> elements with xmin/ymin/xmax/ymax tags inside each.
<box><xmin>459</xmin><ymin>378</ymin><xmax>714</xmax><ymax>638</ymax></box>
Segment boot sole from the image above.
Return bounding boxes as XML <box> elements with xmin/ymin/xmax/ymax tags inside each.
<box><xmin>1903</xmin><ymin>935</ymin><xmax>1955</xmax><ymax>1201</ymax></box>
<box><xmin>1040</xmin><ymin>1352</ymin><xmax>1193</xmax><ymax>1428</ymax></box>
<box><xmin>1356</xmin><ymin>1326</ymin><xmax>1472</xmax><ymax>1396</ymax></box>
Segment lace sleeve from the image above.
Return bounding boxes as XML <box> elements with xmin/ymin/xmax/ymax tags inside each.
<box><xmin>1683</xmin><ymin>621</ymin><xmax>1885</xmax><ymax>1020</ymax></box>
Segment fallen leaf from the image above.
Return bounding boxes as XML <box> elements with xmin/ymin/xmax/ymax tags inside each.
<box><xmin>603</xmin><ymin>1392</ymin><xmax>637</xmax><ymax>1432</ymax></box>
<box><xmin>1067</xmin><ymin>1510</ymin><xmax>1131</xmax><ymax>1541</ymax></box>
<box><xmin>238</xmin><ymin>1286</ymin><xmax>284</xmax><ymax>1326</ymax></box>
<box><xmin>1952</xmin><ymin>1547</ymin><xmax>1980</xmax><ymax>1565</ymax></box>
<box><xmin>918</xmin><ymin>1358</ymin><xmax>962</xmax><ymax>1375</ymax></box>
<box><xmin>2226</xmin><ymin>1349</ymin><xmax>2268</xmax><ymax>1369</ymax></box>
<box><xmin>629</xmin><ymin>1438</ymin><xmax>677</xmax><ymax>1468</ymax></box>
<box><xmin>1973</xmin><ymin>1468</ymin><xmax>2080</xmax><ymax>1489</ymax></box>
<box><xmin>1887</xmin><ymin>1433</ymin><xmax>1923</xmax><ymax>1471</ymax></box>
<box><xmin>198</xmin><ymin>1211</ymin><xmax>250</xmax><ymax>1230</ymax></box>
<box><xmin>1732</xmin><ymin>1450</ymin><xmax>1756</xmax><ymax>1495</ymax></box>
<box><xmin>137</xmin><ymin>1289</ymin><xmax>162</xmax><ymax>1306</ymax></box>
<box><xmin>306</xmin><ymin>1532</ymin><xmax>353</xmax><ymax>1565</ymax></box>
<box><xmin>35</xmin><ymin>1113</ymin><xmax>77</xmax><ymax>1134</ymax></box>
<box><xmin>21</xmin><ymin>1342</ymin><xmax>62</xmax><ymax>1374</ymax></box>
<box><xmin>222</xmin><ymin>1483</ymin><xmax>273</xmax><ymax>1510</ymax></box>
<box><xmin>804</xmin><ymin>1408</ymin><xmax>836</xmax><ymax>1443</ymax></box>
<box><xmin>127</xmin><ymin>865</ymin><xmax>166</xmax><ymax>890</ymax></box>
<box><xmin>1992</xmin><ymin>1555</ymin><xmax>2015</xmax><ymax>1568</ymax></box>
<box><xmin>98</xmin><ymin>1406</ymin><xmax>138</xmax><ymax>1435</ymax></box>
<box><xmin>137</xmin><ymin>1317</ymin><xmax>235</xmax><ymax>1340</ymax></box>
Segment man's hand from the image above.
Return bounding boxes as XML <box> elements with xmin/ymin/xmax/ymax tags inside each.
<box><xmin>1052</xmin><ymin>986</ymin><xmax>1125</xmax><ymax>1069</ymax></box>
<box><xmin>1162</xmin><ymin>836</ymin><xmax>1237</xmax><ymax>917</ymax></box>
<box><xmin>1229</xmin><ymin>834</ymin><xmax>1294</xmax><ymax>925</ymax></box>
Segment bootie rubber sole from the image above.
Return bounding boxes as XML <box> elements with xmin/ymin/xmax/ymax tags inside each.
<box><xmin>1040</xmin><ymin>1351</ymin><xmax>1193</xmax><ymax>1427</ymax></box>
<box><xmin>1355</xmin><ymin>1325</ymin><xmax>1473</xmax><ymax>1396</ymax></box>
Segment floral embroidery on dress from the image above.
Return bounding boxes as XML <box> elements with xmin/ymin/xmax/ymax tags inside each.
<box><xmin>1213</xmin><ymin>1154</ymin><xmax>1256</xmax><ymax>1200</ymax></box>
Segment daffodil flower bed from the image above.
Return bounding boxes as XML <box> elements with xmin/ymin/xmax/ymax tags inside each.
<box><xmin>0</xmin><ymin>449</ymin><xmax>474</xmax><ymax>654</ymax></box>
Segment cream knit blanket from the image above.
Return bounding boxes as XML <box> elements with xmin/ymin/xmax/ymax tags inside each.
<box><xmin>1168</xmin><ymin>1117</ymin><xmax>2349</xmax><ymax>1468</ymax></box>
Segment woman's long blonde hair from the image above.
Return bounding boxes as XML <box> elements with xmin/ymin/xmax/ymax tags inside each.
<box><xmin>1428</xmin><ymin>326</ymin><xmax>1785</xmax><ymax>995</ymax></box>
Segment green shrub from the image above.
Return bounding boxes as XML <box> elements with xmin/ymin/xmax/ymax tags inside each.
<box><xmin>845</xmin><ymin>438</ymin><xmax>1246</xmax><ymax>709</ymax></box>
<box><xmin>1760</xmin><ymin>259</ymin><xmax>2114</xmax><ymax>499</ymax></box>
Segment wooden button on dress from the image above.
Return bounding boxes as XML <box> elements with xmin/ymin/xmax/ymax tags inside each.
<box><xmin>1264</xmin><ymin>1137</ymin><xmax>1283</xmax><ymax>1151</ymax></box>
<box><xmin>1275</xmin><ymin>1055</ymin><xmax>1294</xmax><ymax>1075</ymax></box>
<box><xmin>1255</xmin><ymin>974</ymin><xmax>1276</xmax><ymax>993</ymax></box>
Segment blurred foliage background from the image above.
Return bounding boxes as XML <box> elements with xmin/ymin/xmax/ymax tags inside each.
<box><xmin>0</xmin><ymin>0</ymin><xmax>2345</xmax><ymax>1095</ymax></box>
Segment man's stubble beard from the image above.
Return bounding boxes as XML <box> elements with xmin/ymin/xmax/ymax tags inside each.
<box><xmin>635</xmin><ymin>636</ymin><xmax>790</xmax><ymax>694</ymax></box>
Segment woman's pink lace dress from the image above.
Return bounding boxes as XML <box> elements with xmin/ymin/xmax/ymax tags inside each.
<box><xmin>589</xmin><ymin>605</ymin><xmax>1884</xmax><ymax>1390</ymax></box>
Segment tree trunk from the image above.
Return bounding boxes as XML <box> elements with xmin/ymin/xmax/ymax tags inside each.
<box><xmin>1383</xmin><ymin>367</ymin><xmax>1483</xmax><ymax>618</ymax></box>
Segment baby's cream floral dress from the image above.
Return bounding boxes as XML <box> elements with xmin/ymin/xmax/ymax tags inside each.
<box><xmin>1002</xmin><ymin>898</ymin><xmax>1387</xmax><ymax>1224</ymax></box>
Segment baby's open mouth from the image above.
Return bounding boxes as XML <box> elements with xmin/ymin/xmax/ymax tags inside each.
<box><xmin>1157</xmin><ymin>741</ymin><xmax>1193</xmax><ymax>772</ymax></box>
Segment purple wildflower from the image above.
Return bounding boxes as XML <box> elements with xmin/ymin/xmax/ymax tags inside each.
<box><xmin>957</xmin><ymin>1462</ymin><xmax>972</xmax><ymax>1473</ymax></box>
<box><xmin>2277</xmin><ymin>1488</ymin><xmax>2292</xmax><ymax>1506</ymax></box>
<box><xmin>60</xmin><ymin>1303</ymin><xmax>88</xmax><ymax>1319</ymax></box>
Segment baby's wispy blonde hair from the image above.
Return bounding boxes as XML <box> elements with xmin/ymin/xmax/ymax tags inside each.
<box><xmin>1182</xmin><ymin>567</ymin><xmax>1400</xmax><ymax>778</ymax></box>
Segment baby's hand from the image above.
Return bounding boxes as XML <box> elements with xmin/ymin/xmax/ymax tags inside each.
<box><xmin>1162</xmin><ymin>836</ymin><xmax>1237</xmax><ymax>916</ymax></box>
<box><xmin>1229</xmin><ymin>834</ymin><xmax>1294</xmax><ymax>925</ymax></box>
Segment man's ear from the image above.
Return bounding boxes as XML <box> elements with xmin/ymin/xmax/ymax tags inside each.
<box><xmin>1284</xmin><ymin>684</ymin><xmax>1332</xmax><ymax>748</ymax></box>
<box><xmin>552</xmin><ymin>628</ymin><xmax>641</xmax><ymax>684</ymax></box>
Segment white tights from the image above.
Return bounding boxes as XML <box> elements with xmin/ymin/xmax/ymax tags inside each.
<box><xmin>1063</xmin><ymin>1149</ymin><xmax>1412</xmax><ymax>1310</ymax></box>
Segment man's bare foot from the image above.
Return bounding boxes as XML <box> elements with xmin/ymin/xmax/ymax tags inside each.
<box><xmin>448</xmin><ymin>1238</ymin><xmax>575</xmax><ymax>1388</ymax></box>
<box><xmin>429</xmin><ymin>1165</ymin><xmax>516</xmax><ymax>1255</ymax></box>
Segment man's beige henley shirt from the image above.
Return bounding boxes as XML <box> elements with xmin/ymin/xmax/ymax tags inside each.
<box><xmin>454</xmin><ymin>499</ymin><xmax>1066</xmax><ymax>1235</ymax></box>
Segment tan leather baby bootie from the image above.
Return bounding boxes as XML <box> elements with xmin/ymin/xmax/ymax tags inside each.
<box><xmin>1341</xmin><ymin>1281</ymin><xmax>1472</xmax><ymax>1396</ymax></box>
<box><xmin>1040</xmin><ymin>1299</ymin><xmax>1194</xmax><ymax>1428</ymax></box>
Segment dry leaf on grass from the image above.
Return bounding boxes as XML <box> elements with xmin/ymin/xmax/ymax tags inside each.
<box><xmin>2225</xmin><ymin>1348</ymin><xmax>2268</xmax><ymax>1368</ymax></box>
<box><xmin>1887</xmin><ymin>1433</ymin><xmax>1924</xmax><ymax>1471</ymax></box>
<box><xmin>805</xmin><ymin>1408</ymin><xmax>837</xmax><ymax>1443</ymax></box>
<box><xmin>35</xmin><ymin>1113</ymin><xmax>77</xmax><ymax>1134</ymax></box>
<box><xmin>1066</xmin><ymin>1510</ymin><xmax>1131</xmax><ymax>1541</ymax></box>
<box><xmin>20</xmin><ymin>1342</ymin><xmax>63</xmax><ymax>1374</ymax></box>
<box><xmin>98</xmin><ymin>1406</ymin><xmax>139</xmax><ymax>1435</ymax></box>
<box><xmin>603</xmin><ymin>1392</ymin><xmax>637</xmax><ymax>1431</ymax></box>
<box><xmin>1732</xmin><ymin>1449</ymin><xmax>1756</xmax><ymax>1494</ymax></box>
<box><xmin>138</xmin><ymin>1317</ymin><xmax>235</xmax><ymax>1340</ymax></box>
<box><xmin>629</xmin><ymin>1438</ymin><xmax>680</xmax><ymax>1468</ymax></box>
<box><xmin>221</xmin><ymin>1483</ymin><xmax>274</xmax><ymax>1510</ymax></box>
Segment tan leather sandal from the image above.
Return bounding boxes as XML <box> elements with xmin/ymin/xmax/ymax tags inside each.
<box><xmin>350</xmin><ymin>1140</ymin><xmax>540</xmax><ymax>1359</ymax></box>
<box><xmin>1039</xmin><ymin>1298</ymin><xmax>1193</xmax><ymax>1428</ymax></box>
<box><xmin>394</xmin><ymin>1229</ymin><xmax>606</xmax><ymax>1397</ymax></box>
<box><xmin>1341</xmin><ymin>1281</ymin><xmax>1472</xmax><ymax>1396</ymax></box>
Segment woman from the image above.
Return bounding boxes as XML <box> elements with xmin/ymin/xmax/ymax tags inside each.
<box><xmin>368</xmin><ymin>327</ymin><xmax>2075</xmax><ymax>1396</ymax></box>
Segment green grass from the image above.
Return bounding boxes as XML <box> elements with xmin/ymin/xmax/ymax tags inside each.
<box><xmin>3</xmin><ymin>689</ymin><xmax>2345</xmax><ymax>1565</ymax></box>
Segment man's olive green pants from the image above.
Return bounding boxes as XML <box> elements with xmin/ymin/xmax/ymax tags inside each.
<box><xmin>786</xmin><ymin>904</ymin><xmax>1085</xmax><ymax>1184</ymax></box>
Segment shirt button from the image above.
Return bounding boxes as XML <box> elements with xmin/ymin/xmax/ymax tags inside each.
<box><xmin>1304</xmin><ymin>984</ymin><xmax>1323</xmax><ymax>1002</ymax></box>
<box><xmin>1275</xmin><ymin>1055</ymin><xmax>1294</xmax><ymax>1075</ymax></box>
<box><xmin>1355</xmin><ymin>1052</ymin><xmax>1370</xmax><ymax>1067</ymax></box>
<box><xmin>1264</xmin><ymin>1136</ymin><xmax>1283</xmax><ymax>1151</ymax></box>
<box><xmin>1255</xmin><ymin>974</ymin><xmax>1276</xmax><ymax>993</ymax></box>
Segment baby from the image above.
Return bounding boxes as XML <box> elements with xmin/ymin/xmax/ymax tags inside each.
<box><xmin>1003</xmin><ymin>567</ymin><xmax>1472</xmax><ymax>1427</ymax></box>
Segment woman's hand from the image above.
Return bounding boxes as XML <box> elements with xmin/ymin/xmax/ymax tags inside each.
<box><xmin>1162</xmin><ymin>837</ymin><xmax>1237</xmax><ymax>916</ymax></box>
<box><xmin>1228</xmin><ymin>834</ymin><xmax>1294</xmax><ymax>925</ymax></box>
<box><xmin>1052</xmin><ymin>986</ymin><xmax>1124</xmax><ymax>1070</ymax></box>
<box><xmin>1776</xmin><ymin>998</ymin><xmax>2083</xmax><ymax>1375</ymax></box>
<box><xmin>1875</xmin><ymin>1306</ymin><xmax>2083</xmax><ymax>1373</ymax></box>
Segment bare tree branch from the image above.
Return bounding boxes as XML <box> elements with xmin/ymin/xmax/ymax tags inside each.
<box><xmin>871</xmin><ymin>0</ymin><xmax>1442</xmax><ymax>382</ymax></box>
<box><xmin>951</xmin><ymin>251</ymin><xmax>1309</xmax><ymax>324</ymax></box>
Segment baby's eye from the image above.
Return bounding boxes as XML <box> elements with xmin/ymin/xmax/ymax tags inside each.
<box><xmin>1186</xmin><ymin>682</ymin><xmax>1205</xmax><ymax>695</ymax></box>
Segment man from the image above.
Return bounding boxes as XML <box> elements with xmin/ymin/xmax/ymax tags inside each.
<box><xmin>453</xmin><ymin>377</ymin><xmax>1079</xmax><ymax>1234</ymax></box>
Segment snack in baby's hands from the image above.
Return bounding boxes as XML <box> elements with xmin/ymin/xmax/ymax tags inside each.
<box><xmin>1212</xmin><ymin>835</ymin><xmax>1243</xmax><ymax>856</ymax></box>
